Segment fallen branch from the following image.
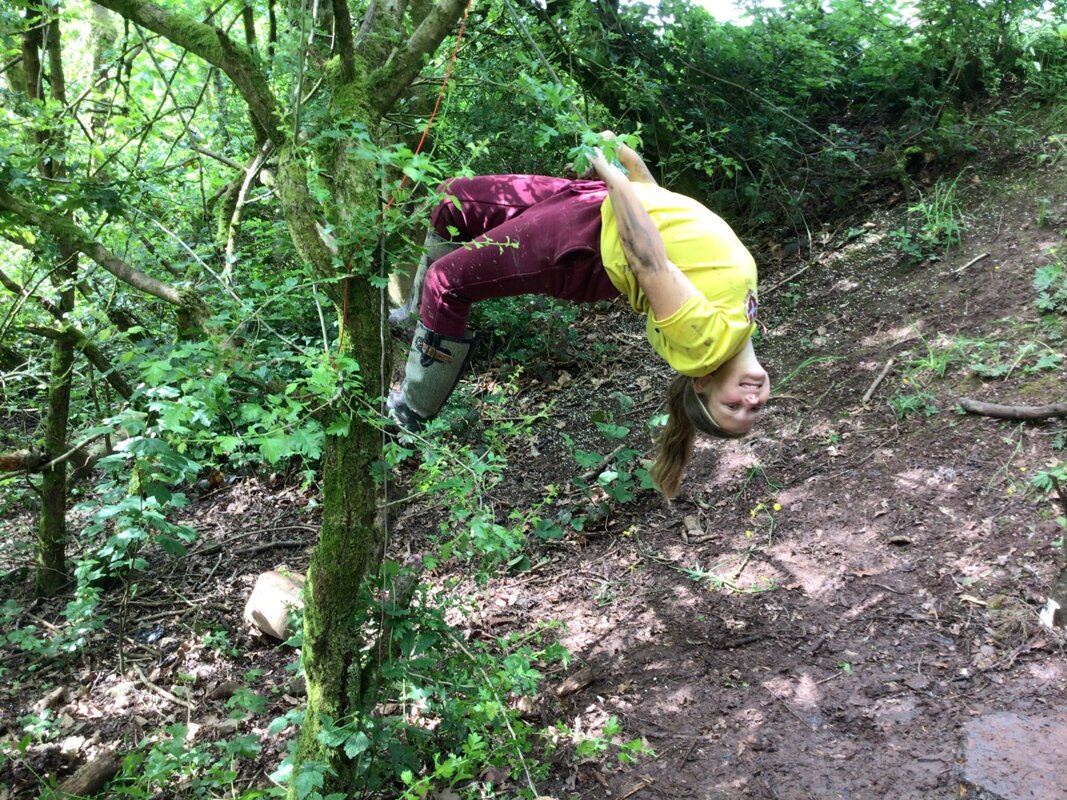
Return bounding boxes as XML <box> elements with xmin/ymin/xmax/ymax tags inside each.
<box><xmin>959</xmin><ymin>398</ymin><xmax>1067</xmax><ymax>420</ymax></box>
<box><xmin>232</xmin><ymin>538</ymin><xmax>307</xmax><ymax>556</ymax></box>
<box><xmin>188</xmin><ymin>525</ymin><xmax>318</xmax><ymax>557</ymax></box>
<box><xmin>133</xmin><ymin>664</ymin><xmax>194</xmax><ymax>711</ymax></box>
<box><xmin>616</xmin><ymin>778</ymin><xmax>654</xmax><ymax>800</ymax></box>
<box><xmin>762</xmin><ymin>262</ymin><xmax>814</xmax><ymax>296</ymax></box>
<box><xmin>862</xmin><ymin>358</ymin><xmax>895</xmax><ymax>404</ymax></box>
<box><xmin>579</xmin><ymin>444</ymin><xmax>628</xmax><ymax>483</ymax></box>
<box><xmin>953</xmin><ymin>252</ymin><xmax>990</xmax><ymax>276</ymax></box>
<box><xmin>55</xmin><ymin>751</ymin><xmax>120</xmax><ymax>798</ymax></box>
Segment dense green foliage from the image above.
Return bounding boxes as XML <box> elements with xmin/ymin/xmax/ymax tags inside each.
<box><xmin>1</xmin><ymin>0</ymin><xmax>1065</xmax><ymax>796</ymax></box>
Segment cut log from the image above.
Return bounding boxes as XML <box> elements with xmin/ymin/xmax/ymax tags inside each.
<box><xmin>242</xmin><ymin>570</ymin><xmax>305</xmax><ymax>640</ymax></box>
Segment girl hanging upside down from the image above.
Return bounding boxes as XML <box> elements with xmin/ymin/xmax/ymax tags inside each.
<box><xmin>387</xmin><ymin>132</ymin><xmax>770</xmax><ymax>497</ymax></box>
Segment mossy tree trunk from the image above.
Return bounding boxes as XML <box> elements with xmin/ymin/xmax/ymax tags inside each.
<box><xmin>36</xmin><ymin>324</ymin><xmax>74</xmax><ymax>595</ymax></box>
<box><xmin>91</xmin><ymin>0</ymin><xmax>466</xmax><ymax>792</ymax></box>
<box><xmin>22</xmin><ymin>10</ymin><xmax>77</xmax><ymax>596</ymax></box>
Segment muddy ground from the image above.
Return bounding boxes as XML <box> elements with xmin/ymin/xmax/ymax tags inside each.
<box><xmin>2</xmin><ymin>139</ymin><xmax>1066</xmax><ymax>799</ymax></box>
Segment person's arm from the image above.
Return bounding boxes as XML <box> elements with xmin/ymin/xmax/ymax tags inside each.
<box><xmin>613</xmin><ymin>138</ymin><xmax>657</xmax><ymax>185</ymax></box>
<box><xmin>590</xmin><ymin>150</ymin><xmax>697</xmax><ymax>320</ymax></box>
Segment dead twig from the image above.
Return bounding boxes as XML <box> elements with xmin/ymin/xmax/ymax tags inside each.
<box><xmin>763</xmin><ymin>686</ymin><xmax>818</xmax><ymax>731</ymax></box>
<box><xmin>958</xmin><ymin>398</ymin><xmax>1067</xmax><ymax>420</ymax></box>
<box><xmin>762</xmin><ymin>261</ymin><xmax>815</xmax><ymax>296</ymax></box>
<box><xmin>231</xmin><ymin>538</ymin><xmax>307</xmax><ymax>556</ymax></box>
<box><xmin>680</xmin><ymin>738</ymin><xmax>699</xmax><ymax>763</ymax></box>
<box><xmin>862</xmin><ymin>358</ymin><xmax>895</xmax><ymax>405</ymax></box>
<box><xmin>616</xmin><ymin>777</ymin><xmax>654</xmax><ymax>800</ymax></box>
<box><xmin>133</xmin><ymin>664</ymin><xmax>194</xmax><ymax>711</ymax></box>
<box><xmin>952</xmin><ymin>252</ymin><xmax>990</xmax><ymax>276</ymax></box>
<box><xmin>188</xmin><ymin>525</ymin><xmax>317</xmax><ymax>557</ymax></box>
<box><xmin>579</xmin><ymin>443</ymin><xmax>628</xmax><ymax>482</ymax></box>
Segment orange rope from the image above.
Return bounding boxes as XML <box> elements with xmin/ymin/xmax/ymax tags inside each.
<box><xmin>337</xmin><ymin>0</ymin><xmax>473</xmax><ymax>352</ymax></box>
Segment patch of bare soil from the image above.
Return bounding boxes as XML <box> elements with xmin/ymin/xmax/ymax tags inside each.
<box><xmin>393</xmin><ymin>148</ymin><xmax>1067</xmax><ymax>799</ymax></box>
<box><xmin>2</xmin><ymin>144</ymin><xmax>1065</xmax><ymax>800</ymax></box>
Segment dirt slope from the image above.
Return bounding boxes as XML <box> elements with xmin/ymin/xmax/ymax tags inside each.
<box><xmin>3</xmin><ymin>134</ymin><xmax>1066</xmax><ymax>800</ymax></box>
<box><xmin>391</xmin><ymin>143</ymin><xmax>1067</xmax><ymax>799</ymax></box>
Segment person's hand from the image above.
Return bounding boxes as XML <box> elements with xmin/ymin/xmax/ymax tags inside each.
<box><xmin>587</xmin><ymin>146</ymin><xmax>612</xmax><ymax>179</ymax></box>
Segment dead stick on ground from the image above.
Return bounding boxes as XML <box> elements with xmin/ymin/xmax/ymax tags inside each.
<box><xmin>134</xmin><ymin>664</ymin><xmax>194</xmax><ymax>711</ymax></box>
<box><xmin>188</xmin><ymin>525</ymin><xmax>317</xmax><ymax>556</ymax></box>
<box><xmin>764</xmin><ymin>687</ymin><xmax>818</xmax><ymax>731</ymax></box>
<box><xmin>762</xmin><ymin>262</ymin><xmax>814</xmax><ymax>296</ymax></box>
<box><xmin>231</xmin><ymin>539</ymin><xmax>307</xmax><ymax>556</ymax></box>
<box><xmin>579</xmin><ymin>443</ymin><xmax>628</xmax><ymax>482</ymax></box>
<box><xmin>681</xmin><ymin>738</ymin><xmax>699</xmax><ymax>763</ymax></box>
<box><xmin>730</xmin><ymin>550</ymin><xmax>753</xmax><ymax>583</ymax></box>
<box><xmin>959</xmin><ymin>398</ymin><xmax>1067</xmax><ymax>420</ymax></box>
<box><xmin>862</xmin><ymin>358</ymin><xmax>895</xmax><ymax>404</ymax></box>
<box><xmin>953</xmin><ymin>252</ymin><xmax>990</xmax><ymax>276</ymax></box>
<box><xmin>616</xmin><ymin>779</ymin><xmax>654</xmax><ymax>800</ymax></box>
<box><xmin>56</xmin><ymin>751</ymin><xmax>120</xmax><ymax>797</ymax></box>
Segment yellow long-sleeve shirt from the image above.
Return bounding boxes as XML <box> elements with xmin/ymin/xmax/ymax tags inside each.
<box><xmin>599</xmin><ymin>182</ymin><xmax>758</xmax><ymax>377</ymax></box>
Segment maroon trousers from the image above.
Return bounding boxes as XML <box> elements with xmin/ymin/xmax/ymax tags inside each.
<box><xmin>420</xmin><ymin>175</ymin><xmax>622</xmax><ymax>337</ymax></box>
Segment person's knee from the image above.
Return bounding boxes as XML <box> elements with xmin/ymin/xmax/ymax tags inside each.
<box><xmin>430</xmin><ymin>179</ymin><xmax>464</xmax><ymax>237</ymax></box>
<box><xmin>421</xmin><ymin>261</ymin><xmax>451</xmax><ymax>306</ymax></box>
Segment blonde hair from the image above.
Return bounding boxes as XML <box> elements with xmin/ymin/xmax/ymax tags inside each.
<box><xmin>650</xmin><ymin>374</ymin><xmax>743</xmax><ymax>498</ymax></box>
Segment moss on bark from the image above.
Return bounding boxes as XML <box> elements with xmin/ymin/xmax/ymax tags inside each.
<box><xmin>290</xmin><ymin>276</ymin><xmax>383</xmax><ymax>794</ymax></box>
<box><xmin>36</xmin><ymin>331</ymin><xmax>74</xmax><ymax>596</ymax></box>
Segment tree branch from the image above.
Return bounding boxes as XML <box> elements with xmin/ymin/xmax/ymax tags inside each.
<box><xmin>93</xmin><ymin>0</ymin><xmax>283</xmax><ymax>144</ymax></box>
<box><xmin>1</xmin><ymin>269</ymin><xmax>130</xmax><ymax>398</ymax></box>
<box><xmin>0</xmin><ymin>187</ymin><xmax>188</xmax><ymax>309</ymax></box>
<box><xmin>370</xmin><ymin>0</ymin><xmax>466</xmax><ymax>115</ymax></box>
<box><xmin>189</xmin><ymin>143</ymin><xmax>244</xmax><ymax>170</ymax></box>
<box><xmin>959</xmin><ymin>397</ymin><xmax>1067</xmax><ymax>420</ymax></box>
<box><xmin>332</xmin><ymin>0</ymin><xmax>356</xmax><ymax>81</ymax></box>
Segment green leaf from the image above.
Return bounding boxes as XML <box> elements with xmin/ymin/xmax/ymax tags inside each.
<box><xmin>596</xmin><ymin>422</ymin><xmax>630</xmax><ymax>439</ymax></box>
<box><xmin>294</xmin><ymin>763</ymin><xmax>325</xmax><ymax>800</ymax></box>
<box><xmin>259</xmin><ymin>433</ymin><xmax>289</xmax><ymax>464</ymax></box>
<box><xmin>598</xmin><ymin>469</ymin><xmax>619</xmax><ymax>485</ymax></box>
<box><xmin>574</xmin><ymin>450</ymin><xmax>602</xmax><ymax>468</ymax></box>
<box><xmin>344</xmin><ymin>731</ymin><xmax>370</xmax><ymax>758</ymax></box>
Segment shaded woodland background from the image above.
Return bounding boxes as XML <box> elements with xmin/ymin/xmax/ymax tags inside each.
<box><xmin>1</xmin><ymin>0</ymin><xmax>1066</xmax><ymax>797</ymax></box>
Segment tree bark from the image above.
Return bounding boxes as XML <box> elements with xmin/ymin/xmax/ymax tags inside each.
<box><xmin>959</xmin><ymin>398</ymin><xmax>1067</xmax><ymax>420</ymax></box>
<box><xmin>36</xmin><ymin>323</ymin><xmax>74</xmax><ymax>595</ymax></box>
<box><xmin>55</xmin><ymin>751</ymin><xmax>120</xmax><ymax>797</ymax></box>
<box><xmin>80</xmin><ymin>0</ymin><xmax>468</xmax><ymax>792</ymax></box>
<box><xmin>19</xmin><ymin>8</ymin><xmax>77</xmax><ymax>597</ymax></box>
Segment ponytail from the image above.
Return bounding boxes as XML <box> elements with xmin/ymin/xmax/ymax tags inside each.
<box><xmin>650</xmin><ymin>374</ymin><xmax>743</xmax><ymax>498</ymax></box>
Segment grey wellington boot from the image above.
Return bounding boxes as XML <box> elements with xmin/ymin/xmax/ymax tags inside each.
<box><xmin>387</xmin><ymin>321</ymin><xmax>477</xmax><ymax>431</ymax></box>
<box><xmin>388</xmin><ymin>230</ymin><xmax>460</xmax><ymax>329</ymax></box>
